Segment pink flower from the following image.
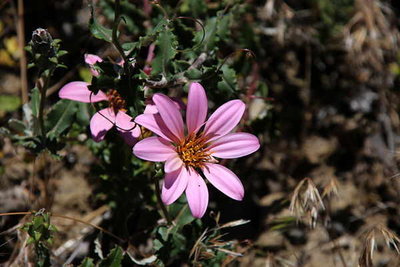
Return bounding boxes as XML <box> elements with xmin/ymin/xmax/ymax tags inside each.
<box><xmin>84</xmin><ymin>54</ymin><xmax>103</xmax><ymax>77</ymax></box>
<box><xmin>133</xmin><ymin>83</ymin><xmax>260</xmax><ymax>218</ymax></box>
<box><xmin>59</xmin><ymin>81</ymin><xmax>140</xmax><ymax>145</ymax></box>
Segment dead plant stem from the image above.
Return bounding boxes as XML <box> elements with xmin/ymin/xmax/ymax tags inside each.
<box><xmin>17</xmin><ymin>0</ymin><xmax>28</xmax><ymax>104</ymax></box>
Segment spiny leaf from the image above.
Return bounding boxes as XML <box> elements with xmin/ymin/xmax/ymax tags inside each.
<box><xmin>151</xmin><ymin>28</ymin><xmax>178</xmax><ymax>76</ymax></box>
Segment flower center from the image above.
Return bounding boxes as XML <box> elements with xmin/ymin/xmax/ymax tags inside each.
<box><xmin>107</xmin><ymin>89</ymin><xmax>126</xmax><ymax>113</ymax></box>
<box><xmin>176</xmin><ymin>134</ymin><xmax>211</xmax><ymax>168</ymax></box>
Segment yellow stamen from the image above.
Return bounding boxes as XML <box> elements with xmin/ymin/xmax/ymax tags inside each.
<box><xmin>176</xmin><ymin>133</ymin><xmax>211</xmax><ymax>168</ymax></box>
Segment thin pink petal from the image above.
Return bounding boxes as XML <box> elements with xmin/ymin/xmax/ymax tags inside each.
<box><xmin>59</xmin><ymin>81</ymin><xmax>108</xmax><ymax>103</ymax></box>
<box><xmin>204</xmin><ymin>100</ymin><xmax>245</xmax><ymax>142</ymax></box>
<box><xmin>165</xmin><ymin>155</ymin><xmax>183</xmax><ymax>173</ymax></box>
<box><xmin>209</xmin><ymin>133</ymin><xmax>260</xmax><ymax>159</ymax></box>
<box><xmin>133</xmin><ymin>136</ymin><xmax>176</xmax><ymax>162</ymax></box>
<box><xmin>202</xmin><ymin>163</ymin><xmax>244</xmax><ymax>201</ymax></box>
<box><xmin>185</xmin><ymin>169</ymin><xmax>209</xmax><ymax>218</ymax></box>
<box><xmin>161</xmin><ymin>167</ymin><xmax>189</xmax><ymax>205</ymax></box>
<box><xmin>153</xmin><ymin>93</ymin><xmax>184</xmax><ymax>142</ymax></box>
<box><xmin>115</xmin><ymin>111</ymin><xmax>135</xmax><ymax>131</ymax></box>
<box><xmin>135</xmin><ymin>113</ymin><xmax>176</xmax><ymax>142</ymax></box>
<box><xmin>84</xmin><ymin>54</ymin><xmax>103</xmax><ymax>65</ymax></box>
<box><xmin>187</xmin><ymin>83</ymin><xmax>208</xmax><ymax>134</ymax></box>
<box><xmin>90</xmin><ymin>108</ymin><xmax>115</xmax><ymax>142</ymax></box>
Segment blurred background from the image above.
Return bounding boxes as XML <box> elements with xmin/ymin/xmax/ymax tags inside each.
<box><xmin>1</xmin><ymin>0</ymin><xmax>400</xmax><ymax>266</ymax></box>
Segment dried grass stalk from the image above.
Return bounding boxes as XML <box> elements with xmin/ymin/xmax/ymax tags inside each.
<box><xmin>289</xmin><ymin>177</ymin><xmax>325</xmax><ymax>228</ymax></box>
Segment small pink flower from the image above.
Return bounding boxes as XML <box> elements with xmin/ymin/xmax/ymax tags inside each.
<box><xmin>133</xmin><ymin>83</ymin><xmax>260</xmax><ymax>218</ymax></box>
<box><xmin>59</xmin><ymin>81</ymin><xmax>140</xmax><ymax>145</ymax></box>
<box><xmin>84</xmin><ymin>54</ymin><xmax>103</xmax><ymax>77</ymax></box>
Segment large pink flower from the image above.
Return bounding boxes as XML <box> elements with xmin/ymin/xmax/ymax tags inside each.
<box><xmin>133</xmin><ymin>83</ymin><xmax>260</xmax><ymax>218</ymax></box>
<box><xmin>59</xmin><ymin>81</ymin><xmax>140</xmax><ymax>145</ymax></box>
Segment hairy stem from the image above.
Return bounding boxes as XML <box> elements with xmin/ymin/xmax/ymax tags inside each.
<box><xmin>38</xmin><ymin>71</ymin><xmax>52</xmax><ymax>144</ymax></box>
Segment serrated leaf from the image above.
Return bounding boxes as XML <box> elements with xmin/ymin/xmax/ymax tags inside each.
<box><xmin>45</xmin><ymin>100</ymin><xmax>78</xmax><ymax>139</ymax></box>
<box><xmin>99</xmin><ymin>246</ymin><xmax>124</xmax><ymax>267</ymax></box>
<box><xmin>217</xmin><ymin>64</ymin><xmax>237</xmax><ymax>94</ymax></box>
<box><xmin>151</xmin><ymin>28</ymin><xmax>177</xmax><ymax>76</ymax></box>
<box><xmin>89</xmin><ymin>5</ymin><xmax>112</xmax><ymax>42</ymax></box>
<box><xmin>79</xmin><ymin>257</ymin><xmax>95</xmax><ymax>267</ymax></box>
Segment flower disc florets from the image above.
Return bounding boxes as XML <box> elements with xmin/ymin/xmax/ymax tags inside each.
<box><xmin>107</xmin><ymin>89</ymin><xmax>126</xmax><ymax>113</ymax></box>
<box><xmin>176</xmin><ymin>133</ymin><xmax>211</xmax><ymax>168</ymax></box>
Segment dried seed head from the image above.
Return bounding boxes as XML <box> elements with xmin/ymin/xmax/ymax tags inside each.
<box><xmin>322</xmin><ymin>177</ymin><xmax>340</xmax><ymax>198</ymax></box>
<box><xmin>289</xmin><ymin>178</ymin><xmax>325</xmax><ymax>228</ymax></box>
<box><xmin>359</xmin><ymin>225</ymin><xmax>400</xmax><ymax>267</ymax></box>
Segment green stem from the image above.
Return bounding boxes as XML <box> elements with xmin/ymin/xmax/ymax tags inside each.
<box><xmin>112</xmin><ymin>0</ymin><xmax>127</xmax><ymax>64</ymax></box>
<box><xmin>154</xmin><ymin>175</ymin><xmax>172</xmax><ymax>225</ymax></box>
<box><xmin>38</xmin><ymin>71</ymin><xmax>52</xmax><ymax>144</ymax></box>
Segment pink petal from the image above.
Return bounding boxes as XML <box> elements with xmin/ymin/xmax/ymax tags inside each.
<box><xmin>84</xmin><ymin>54</ymin><xmax>103</xmax><ymax>65</ymax></box>
<box><xmin>135</xmin><ymin>113</ymin><xmax>176</xmax><ymax>142</ymax></box>
<box><xmin>185</xmin><ymin>169</ymin><xmax>209</xmax><ymax>218</ymax></box>
<box><xmin>153</xmin><ymin>93</ymin><xmax>184</xmax><ymax>142</ymax></box>
<box><xmin>59</xmin><ymin>81</ymin><xmax>108</xmax><ymax>103</ymax></box>
<box><xmin>202</xmin><ymin>163</ymin><xmax>244</xmax><ymax>201</ymax></box>
<box><xmin>209</xmin><ymin>133</ymin><xmax>260</xmax><ymax>159</ymax></box>
<box><xmin>161</xmin><ymin>167</ymin><xmax>189</xmax><ymax>205</ymax></box>
<box><xmin>144</xmin><ymin>98</ymin><xmax>185</xmax><ymax>114</ymax></box>
<box><xmin>204</xmin><ymin>100</ymin><xmax>245</xmax><ymax>142</ymax></box>
<box><xmin>144</xmin><ymin>104</ymin><xmax>158</xmax><ymax>114</ymax></box>
<box><xmin>165</xmin><ymin>155</ymin><xmax>183</xmax><ymax>173</ymax></box>
<box><xmin>118</xmin><ymin>126</ymin><xmax>141</xmax><ymax>146</ymax></box>
<box><xmin>90</xmin><ymin>69</ymin><xmax>100</xmax><ymax>77</ymax></box>
<box><xmin>133</xmin><ymin>136</ymin><xmax>176</xmax><ymax>162</ymax></box>
<box><xmin>84</xmin><ymin>54</ymin><xmax>103</xmax><ymax>77</ymax></box>
<box><xmin>90</xmin><ymin>108</ymin><xmax>115</xmax><ymax>142</ymax></box>
<box><xmin>115</xmin><ymin>111</ymin><xmax>136</xmax><ymax>131</ymax></box>
<box><xmin>186</xmin><ymin>83</ymin><xmax>208</xmax><ymax>134</ymax></box>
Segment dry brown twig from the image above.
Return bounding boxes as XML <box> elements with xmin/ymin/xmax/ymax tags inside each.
<box><xmin>17</xmin><ymin>0</ymin><xmax>28</xmax><ymax>104</ymax></box>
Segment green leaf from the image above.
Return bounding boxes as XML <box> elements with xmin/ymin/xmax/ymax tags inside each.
<box><xmin>99</xmin><ymin>246</ymin><xmax>124</xmax><ymax>267</ymax></box>
<box><xmin>185</xmin><ymin>68</ymin><xmax>202</xmax><ymax>80</ymax></box>
<box><xmin>8</xmin><ymin>119</ymin><xmax>26</xmax><ymax>133</ymax></box>
<box><xmin>151</xmin><ymin>28</ymin><xmax>178</xmax><ymax>76</ymax></box>
<box><xmin>0</xmin><ymin>95</ymin><xmax>21</xmax><ymax>112</ymax></box>
<box><xmin>45</xmin><ymin>100</ymin><xmax>78</xmax><ymax>139</ymax></box>
<box><xmin>30</xmin><ymin>87</ymin><xmax>40</xmax><ymax>118</ymax></box>
<box><xmin>89</xmin><ymin>4</ymin><xmax>112</xmax><ymax>42</ymax></box>
<box><xmin>79</xmin><ymin>257</ymin><xmax>95</xmax><ymax>267</ymax></box>
<box><xmin>217</xmin><ymin>64</ymin><xmax>237</xmax><ymax>94</ymax></box>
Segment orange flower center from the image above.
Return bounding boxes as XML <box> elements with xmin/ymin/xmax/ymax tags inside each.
<box><xmin>176</xmin><ymin>133</ymin><xmax>211</xmax><ymax>168</ymax></box>
<box><xmin>107</xmin><ymin>89</ymin><xmax>126</xmax><ymax>113</ymax></box>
